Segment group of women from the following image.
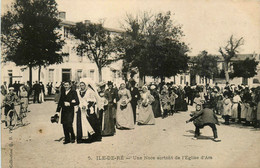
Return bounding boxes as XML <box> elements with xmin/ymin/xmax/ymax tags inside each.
<box><xmin>194</xmin><ymin>83</ymin><xmax>260</xmax><ymax>128</ymax></box>
<box><xmin>220</xmin><ymin>85</ymin><xmax>260</xmax><ymax>127</ymax></box>
<box><xmin>74</xmin><ymin>79</ymin><xmax>157</xmax><ymax>143</ymax></box>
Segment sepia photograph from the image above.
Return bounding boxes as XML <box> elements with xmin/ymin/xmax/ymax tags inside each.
<box><xmin>1</xmin><ymin>0</ymin><xmax>260</xmax><ymax>167</ymax></box>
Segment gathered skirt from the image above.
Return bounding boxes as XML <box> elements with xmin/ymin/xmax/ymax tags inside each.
<box><xmin>137</xmin><ymin>105</ymin><xmax>155</xmax><ymax>125</ymax></box>
<box><xmin>102</xmin><ymin>105</ymin><xmax>116</xmax><ymax>136</ymax></box>
<box><xmin>116</xmin><ymin>103</ymin><xmax>134</xmax><ymax>129</ymax></box>
<box><xmin>152</xmin><ymin>99</ymin><xmax>162</xmax><ymax>118</ymax></box>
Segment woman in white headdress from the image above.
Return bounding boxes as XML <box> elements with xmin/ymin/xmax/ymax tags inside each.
<box><xmin>137</xmin><ymin>85</ymin><xmax>155</xmax><ymax>125</ymax></box>
<box><xmin>116</xmin><ymin>83</ymin><xmax>134</xmax><ymax>129</ymax></box>
<box><xmin>76</xmin><ymin>78</ymin><xmax>102</xmax><ymax>143</ymax></box>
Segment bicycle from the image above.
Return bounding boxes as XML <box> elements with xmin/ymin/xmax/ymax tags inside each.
<box><xmin>6</xmin><ymin>102</ymin><xmax>25</xmax><ymax>130</ymax></box>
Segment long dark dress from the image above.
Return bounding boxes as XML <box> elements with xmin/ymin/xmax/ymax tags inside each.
<box><xmin>86</xmin><ymin>102</ymin><xmax>102</xmax><ymax>142</ymax></box>
<box><xmin>102</xmin><ymin>88</ymin><xmax>116</xmax><ymax>136</ymax></box>
<box><xmin>150</xmin><ymin>89</ymin><xmax>162</xmax><ymax>118</ymax></box>
<box><xmin>175</xmin><ymin>89</ymin><xmax>187</xmax><ymax>111</ymax></box>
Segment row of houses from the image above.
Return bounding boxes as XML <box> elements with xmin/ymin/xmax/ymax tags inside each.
<box><xmin>1</xmin><ymin>11</ymin><xmax>259</xmax><ymax>88</ymax></box>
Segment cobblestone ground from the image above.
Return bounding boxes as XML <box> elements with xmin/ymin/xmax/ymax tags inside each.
<box><xmin>1</xmin><ymin>101</ymin><xmax>260</xmax><ymax>168</ymax></box>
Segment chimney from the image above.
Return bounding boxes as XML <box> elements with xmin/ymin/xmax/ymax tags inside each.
<box><xmin>59</xmin><ymin>11</ymin><xmax>66</xmax><ymax>19</ymax></box>
<box><xmin>84</xmin><ymin>20</ymin><xmax>91</xmax><ymax>26</ymax></box>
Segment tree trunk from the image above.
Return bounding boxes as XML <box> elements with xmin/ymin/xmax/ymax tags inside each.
<box><xmin>98</xmin><ymin>67</ymin><xmax>102</xmax><ymax>82</ymax></box>
<box><xmin>223</xmin><ymin>61</ymin><xmax>230</xmax><ymax>82</ymax></box>
<box><xmin>29</xmin><ymin>66</ymin><xmax>32</xmax><ymax>85</ymax></box>
<box><xmin>160</xmin><ymin>76</ymin><xmax>165</xmax><ymax>83</ymax></box>
<box><xmin>38</xmin><ymin>65</ymin><xmax>41</xmax><ymax>82</ymax></box>
<box><xmin>139</xmin><ymin>71</ymin><xmax>144</xmax><ymax>87</ymax></box>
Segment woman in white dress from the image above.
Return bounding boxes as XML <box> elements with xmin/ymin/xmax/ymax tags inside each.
<box><xmin>39</xmin><ymin>82</ymin><xmax>45</xmax><ymax>103</ymax></box>
<box><xmin>231</xmin><ymin>91</ymin><xmax>242</xmax><ymax>123</ymax></box>
<box><xmin>116</xmin><ymin>83</ymin><xmax>134</xmax><ymax>129</ymax></box>
<box><xmin>223</xmin><ymin>92</ymin><xmax>232</xmax><ymax>125</ymax></box>
<box><xmin>137</xmin><ymin>86</ymin><xmax>155</xmax><ymax>125</ymax></box>
<box><xmin>76</xmin><ymin>79</ymin><xmax>102</xmax><ymax>143</ymax></box>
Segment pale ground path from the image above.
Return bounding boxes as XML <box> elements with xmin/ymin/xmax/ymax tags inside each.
<box><xmin>1</xmin><ymin>101</ymin><xmax>260</xmax><ymax>168</ymax></box>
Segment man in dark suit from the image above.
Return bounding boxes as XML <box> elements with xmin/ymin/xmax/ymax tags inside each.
<box><xmin>33</xmin><ymin>81</ymin><xmax>41</xmax><ymax>103</ymax></box>
<box><xmin>129</xmin><ymin>80</ymin><xmax>140</xmax><ymax>124</ymax></box>
<box><xmin>186</xmin><ymin>103</ymin><xmax>221</xmax><ymax>142</ymax></box>
<box><xmin>55</xmin><ymin>81</ymin><xmax>79</xmax><ymax>144</ymax></box>
<box><xmin>184</xmin><ymin>82</ymin><xmax>192</xmax><ymax>105</ymax></box>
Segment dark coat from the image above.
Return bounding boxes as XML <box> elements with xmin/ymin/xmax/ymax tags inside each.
<box><xmin>56</xmin><ymin>89</ymin><xmax>79</xmax><ymax>124</ymax></box>
<box><xmin>104</xmin><ymin>88</ymin><xmax>117</xmax><ymax>106</ymax></box>
<box><xmin>189</xmin><ymin>108</ymin><xmax>219</xmax><ymax>127</ymax></box>
<box><xmin>129</xmin><ymin>87</ymin><xmax>140</xmax><ymax>105</ymax></box>
<box><xmin>33</xmin><ymin>83</ymin><xmax>41</xmax><ymax>93</ymax></box>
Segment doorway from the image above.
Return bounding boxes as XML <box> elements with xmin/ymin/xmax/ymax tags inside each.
<box><xmin>62</xmin><ymin>69</ymin><xmax>71</xmax><ymax>82</ymax></box>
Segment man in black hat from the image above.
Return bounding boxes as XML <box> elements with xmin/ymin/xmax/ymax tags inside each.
<box><xmin>129</xmin><ymin>80</ymin><xmax>140</xmax><ymax>124</ymax></box>
<box><xmin>55</xmin><ymin>81</ymin><xmax>79</xmax><ymax>144</ymax></box>
<box><xmin>186</xmin><ymin>103</ymin><xmax>221</xmax><ymax>142</ymax></box>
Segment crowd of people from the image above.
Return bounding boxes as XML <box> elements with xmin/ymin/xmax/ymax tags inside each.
<box><xmin>51</xmin><ymin>78</ymin><xmax>195</xmax><ymax>144</ymax></box>
<box><xmin>1</xmin><ymin>78</ymin><xmax>260</xmax><ymax>143</ymax></box>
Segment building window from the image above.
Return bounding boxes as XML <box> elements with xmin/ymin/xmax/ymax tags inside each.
<box><xmin>8</xmin><ymin>70</ymin><xmax>13</xmax><ymax>84</ymax></box>
<box><xmin>89</xmin><ymin>70</ymin><xmax>94</xmax><ymax>80</ymax></box>
<box><xmin>76</xmin><ymin>70</ymin><xmax>82</xmax><ymax>82</ymax></box>
<box><xmin>48</xmin><ymin>69</ymin><xmax>54</xmax><ymax>82</ymax></box>
<box><xmin>63</xmin><ymin>45</ymin><xmax>70</xmax><ymax>62</ymax></box>
<box><xmin>180</xmin><ymin>76</ymin><xmax>183</xmax><ymax>85</ymax></box>
<box><xmin>64</xmin><ymin>27</ymin><xmax>70</xmax><ymax>38</ymax></box>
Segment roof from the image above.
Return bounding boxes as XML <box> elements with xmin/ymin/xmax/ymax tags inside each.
<box><xmin>60</xmin><ymin>19</ymin><xmax>76</xmax><ymax>26</ymax></box>
<box><xmin>189</xmin><ymin>54</ymin><xmax>258</xmax><ymax>62</ymax></box>
<box><xmin>104</xmin><ymin>27</ymin><xmax>124</xmax><ymax>33</ymax></box>
<box><xmin>216</xmin><ymin>54</ymin><xmax>256</xmax><ymax>62</ymax></box>
<box><xmin>60</xmin><ymin>19</ymin><xmax>123</xmax><ymax>33</ymax></box>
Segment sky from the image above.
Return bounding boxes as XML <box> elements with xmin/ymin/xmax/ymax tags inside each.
<box><xmin>1</xmin><ymin>0</ymin><xmax>260</xmax><ymax>56</ymax></box>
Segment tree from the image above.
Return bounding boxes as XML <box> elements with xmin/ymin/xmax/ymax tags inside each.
<box><xmin>219</xmin><ymin>35</ymin><xmax>244</xmax><ymax>82</ymax></box>
<box><xmin>115</xmin><ymin>12</ymin><xmax>152</xmax><ymax>85</ymax></box>
<box><xmin>70</xmin><ymin>22</ymin><xmax>116</xmax><ymax>82</ymax></box>
<box><xmin>116</xmin><ymin>11</ymin><xmax>189</xmax><ymax>85</ymax></box>
<box><xmin>146</xmin><ymin>12</ymin><xmax>189</xmax><ymax>81</ymax></box>
<box><xmin>190</xmin><ymin>50</ymin><xmax>219</xmax><ymax>83</ymax></box>
<box><xmin>1</xmin><ymin>0</ymin><xmax>65</xmax><ymax>84</ymax></box>
<box><xmin>230</xmin><ymin>58</ymin><xmax>258</xmax><ymax>79</ymax></box>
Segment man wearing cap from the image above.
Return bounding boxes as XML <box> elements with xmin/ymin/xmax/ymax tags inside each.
<box><xmin>2</xmin><ymin>87</ymin><xmax>20</xmax><ymax>126</ymax></box>
<box><xmin>55</xmin><ymin>81</ymin><xmax>79</xmax><ymax>144</ymax></box>
<box><xmin>186</xmin><ymin>103</ymin><xmax>221</xmax><ymax>142</ymax></box>
<box><xmin>129</xmin><ymin>80</ymin><xmax>140</xmax><ymax>124</ymax></box>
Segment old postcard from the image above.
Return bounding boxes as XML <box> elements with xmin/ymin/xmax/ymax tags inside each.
<box><xmin>1</xmin><ymin>0</ymin><xmax>260</xmax><ymax>168</ymax></box>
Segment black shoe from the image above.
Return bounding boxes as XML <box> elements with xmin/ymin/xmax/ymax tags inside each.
<box><xmin>63</xmin><ymin>141</ymin><xmax>70</xmax><ymax>144</ymax></box>
<box><xmin>77</xmin><ymin>139</ymin><xmax>83</xmax><ymax>144</ymax></box>
<box><xmin>71</xmin><ymin>139</ymin><xmax>75</xmax><ymax>143</ymax></box>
